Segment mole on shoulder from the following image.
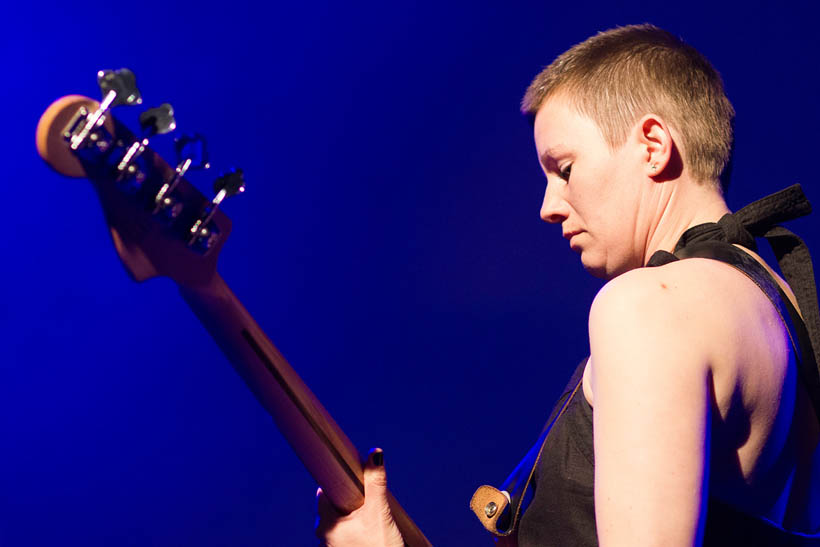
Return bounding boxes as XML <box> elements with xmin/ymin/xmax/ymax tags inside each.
<box><xmin>660</xmin><ymin>282</ymin><xmax>668</xmax><ymax>289</ymax></box>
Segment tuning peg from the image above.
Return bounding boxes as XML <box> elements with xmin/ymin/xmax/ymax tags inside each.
<box><xmin>68</xmin><ymin>68</ymin><xmax>142</xmax><ymax>150</ymax></box>
<box><xmin>112</xmin><ymin>103</ymin><xmax>176</xmax><ymax>184</ymax></box>
<box><xmin>212</xmin><ymin>168</ymin><xmax>246</xmax><ymax>200</ymax></box>
<box><xmin>139</xmin><ymin>103</ymin><xmax>176</xmax><ymax>137</ymax></box>
<box><xmin>188</xmin><ymin>168</ymin><xmax>246</xmax><ymax>248</ymax></box>
<box><xmin>113</xmin><ymin>104</ymin><xmax>176</xmax><ymax>186</ymax></box>
<box><xmin>97</xmin><ymin>68</ymin><xmax>142</xmax><ymax>108</ymax></box>
<box><xmin>112</xmin><ymin>103</ymin><xmax>177</xmax><ymax>184</ymax></box>
<box><xmin>153</xmin><ymin>134</ymin><xmax>211</xmax><ymax>215</ymax></box>
<box><xmin>175</xmin><ymin>134</ymin><xmax>210</xmax><ymax>171</ymax></box>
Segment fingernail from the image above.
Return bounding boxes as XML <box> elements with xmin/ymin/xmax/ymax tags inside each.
<box><xmin>372</xmin><ymin>451</ymin><xmax>384</xmax><ymax>467</ymax></box>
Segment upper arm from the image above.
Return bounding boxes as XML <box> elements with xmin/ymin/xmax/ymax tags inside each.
<box><xmin>588</xmin><ymin>267</ymin><xmax>715</xmax><ymax>547</ymax></box>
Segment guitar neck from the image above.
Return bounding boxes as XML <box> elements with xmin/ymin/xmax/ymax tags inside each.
<box><xmin>178</xmin><ymin>273</ymin><xmax>431</xmax><ymax>546</ymax></box>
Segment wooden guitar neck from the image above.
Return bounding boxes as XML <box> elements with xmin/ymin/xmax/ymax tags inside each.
<box><xmin>179</xmin><ymin>274</ymin><xmax>431</xmax><ymax>546</ymax></box>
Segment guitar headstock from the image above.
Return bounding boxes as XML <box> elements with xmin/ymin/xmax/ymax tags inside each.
<box><xmin>35</xmin><ymin>73</ymin><xmax>241</xmax><ymax>288</ymax></box>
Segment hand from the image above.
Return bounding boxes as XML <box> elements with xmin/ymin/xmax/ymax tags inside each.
<box><xmin>315</xmin><ymin>448</ymin><xmax>405</xmax><ymax>547</ymax></box>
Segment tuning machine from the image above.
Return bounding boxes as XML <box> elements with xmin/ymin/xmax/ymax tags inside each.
<box><xmin>64</xmin><ymin>68</ymin><xmax>142</xmax><ymax>151</ymax></box>
<box><xmin>188</xmin><ymin>168</ymin><xmax>245</xmax><ymax>250</ymax></box>
<box><xmin>154</xmin><ymin>134</ymin><xmax>210</xmax><ymax>217</ymax></box>
<box><xmin>114</xmin><ymin>103</ymin><xmax>176</xmax><ymax>187</ymax></box>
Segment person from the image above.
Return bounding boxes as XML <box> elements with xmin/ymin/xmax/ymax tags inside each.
<box><xmin>315</xmin><ymin>24</ymin><xmax>820</xmax><ymax>546</ymax></box>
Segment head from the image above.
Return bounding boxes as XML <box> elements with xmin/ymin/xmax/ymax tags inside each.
<box><xmin>524</xmin><ymin>25</ymin><xmax>735</xmax><ymax>278</ymax></box>
<box><xmin>523</xmin><ymin>24</ymin><xmax>734</xmax><ymax>189</ymax></box>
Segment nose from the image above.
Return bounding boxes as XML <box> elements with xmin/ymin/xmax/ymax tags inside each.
<box><xmin>540</xmin><ymin>181</ymin><xmax>570</xmax><ymax>224</ymax></box>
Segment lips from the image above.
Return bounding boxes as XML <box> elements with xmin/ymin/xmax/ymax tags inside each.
<box><xmin>563</xmin><ymin>230</ymin><xmax>583</xmax><ymax>252</ymax></box>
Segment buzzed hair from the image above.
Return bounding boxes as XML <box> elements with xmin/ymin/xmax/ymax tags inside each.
<box><xmin>522</xmin><ymin>24</ymin><xmax>735</xmax><ymax>189</ymax></box>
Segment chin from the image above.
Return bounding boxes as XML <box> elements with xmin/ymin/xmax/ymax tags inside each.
<box><xmin>583</xmin><ymin>264</ymin><xmax>610</xmax><ymax>280</ymax></box>
<box><xmin>580</xmin><ymin>257</ymin><xmax>609</xmax><ymax>279</ymax></box>
<box><xmin>581</xmin><ymin>254</ymin><xmax>635</xmax><ymax>281</ymax></box>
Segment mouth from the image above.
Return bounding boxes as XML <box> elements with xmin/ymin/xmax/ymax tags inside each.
<box><xmin>563</xmin><ymin>230</ymin><xmax>583</xmax><ymax>252</ymax></box>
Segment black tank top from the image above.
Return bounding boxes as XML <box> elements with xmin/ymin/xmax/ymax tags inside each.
<box><xmin>509</xmin><ymin>185</ymin><xmax>820</xmax><ymax>546</ymax></box>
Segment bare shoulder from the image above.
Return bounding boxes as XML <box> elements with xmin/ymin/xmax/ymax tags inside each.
<box><xmin>590</xmin><ymin>258</ymin><xmax>759</xmax><ymax>351</ymax></box>
<box><xmin>591</xmin><ymin>257</ymin><xmax>782</xmax><ymax>335</ymax></box>
<box><xmin>588</xmin><ymin>257</ymin><xmax>790</xmax><ymax>408</ymax></box>
<box><xmin>587</xmin><ymin>261</ymin><xmax>721</xmax><ymax>384</ymax></box>
<box><xmin>592</xmin><ymin>257</ymin><xmax>761</xmax><ymax>314</ymax></box>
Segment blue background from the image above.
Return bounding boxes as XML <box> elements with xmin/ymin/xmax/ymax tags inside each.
<box><xmin>3</xmin><ymin>1</ymin><xmax>820</xmax><ymax>545</ymax></box>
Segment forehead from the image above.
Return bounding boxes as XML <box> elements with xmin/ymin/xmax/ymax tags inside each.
<box><xmin>532</xmin><ymin>96</ymin><xmax>607</xmax><ymax>162</ymax></box>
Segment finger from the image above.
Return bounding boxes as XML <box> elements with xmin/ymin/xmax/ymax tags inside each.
<box><xmin>315</xmin><ymin>487</ymin><xmax>339</xmax><ymax>539</ymax></box>
<box><xmin>363</xmin><ymin>448</ymin><xmax>388</xmax><ymax>500</ymax></box>
<box><xmin>315</xmin><ymin>487</ymin><xmax>341</xmax><ymax>517</ymax></box>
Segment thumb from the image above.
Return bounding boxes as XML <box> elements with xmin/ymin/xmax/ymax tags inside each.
<box><xmin>363</xmin><ymin>448</ymin><xmax>388</xmax><ymax>503</ymax></box>
<box><xmin>363</xmin><ymin>448</ymin><xmax>405</xmax><ymax>547</ymax></box>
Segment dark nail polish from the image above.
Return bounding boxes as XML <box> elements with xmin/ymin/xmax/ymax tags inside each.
<box><xmin>372</xmin><ymin>451</ymin><xmax>384</xmax><ymax>466</ymax></box>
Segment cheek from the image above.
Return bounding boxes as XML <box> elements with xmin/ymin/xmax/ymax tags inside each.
<box><xmin>571</xmin><ymin>168</ymin><xmax>609</xmax><ymax>212</ymax></box>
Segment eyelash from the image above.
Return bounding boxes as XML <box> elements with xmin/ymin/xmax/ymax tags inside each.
<box><xmin>559</xmin><ymin>164</ymin><xmax>572</xmax><ymax>181</ymax></box>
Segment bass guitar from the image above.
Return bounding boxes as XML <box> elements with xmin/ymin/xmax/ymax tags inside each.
<box><xmin>35</xmin><ymin>68</ymin><xmax>430</xmax><ymax>547</ymax></box>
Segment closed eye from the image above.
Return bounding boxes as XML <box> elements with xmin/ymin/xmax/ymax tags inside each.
<box><xmin>559</xmin><ymin>164</ymin><xmax>572</xmax><ymax>182</ymax></box>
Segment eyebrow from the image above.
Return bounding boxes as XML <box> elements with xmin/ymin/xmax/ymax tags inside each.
<box><xmin>539</xmin><ymin>145</ymin><xmax>569</xmax><ymax>169</ymax></box>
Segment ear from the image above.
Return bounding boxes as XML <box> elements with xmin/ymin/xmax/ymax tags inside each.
<box><xmin>633</xmin><ymin>113</ymin><xmax>674</xmax><ymax>178</ymax></box>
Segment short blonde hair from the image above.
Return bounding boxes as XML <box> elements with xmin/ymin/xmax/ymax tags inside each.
<box><xmin>522</xmin><ymin>24</ymin><xmax>734</xmax><ymax>188</ymax></box>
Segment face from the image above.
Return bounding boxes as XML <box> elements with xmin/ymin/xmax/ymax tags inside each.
<box><xmin>533</xmin><ymin>95</ymin><xmax>649</xmax><ymax>279</ymax></box>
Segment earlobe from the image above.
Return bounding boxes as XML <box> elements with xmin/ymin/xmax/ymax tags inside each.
<box><xmin>637</xmin><ymin>114</ymin><xmax>673</xmax><ymax>177</ymax></box>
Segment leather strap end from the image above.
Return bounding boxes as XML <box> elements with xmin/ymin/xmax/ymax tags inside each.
<box><xmin>469</xmin><ymin>485</ymin><xmax>510</xmax><ymax>535</ymax></box>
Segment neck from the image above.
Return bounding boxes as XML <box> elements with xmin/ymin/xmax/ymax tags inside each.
<box><xmin>641</xmin><ymin>179</ymin><xmax>730</xmax><ymax>265</ymax></box>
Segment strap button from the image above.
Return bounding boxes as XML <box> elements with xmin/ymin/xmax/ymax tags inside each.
<box><xmin>484</xmin><ymin>501</ymin><xmax>498</xmax><ymax>518</ymax></box>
